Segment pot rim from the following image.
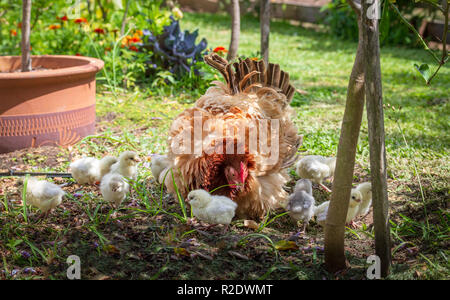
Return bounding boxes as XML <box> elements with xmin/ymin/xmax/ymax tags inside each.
<box><xmin>0</xmin><ymin>55</ymin><xmax>104</xmax><ymax>80</ymax></box>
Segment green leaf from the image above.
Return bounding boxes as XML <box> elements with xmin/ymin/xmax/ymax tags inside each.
<box><xmin>112</xmin><ymin>0</ymin><xmax>124</xmax><ymax>10</ymax></box>
<box><xmin>380</xmin><ymin>0</ymin><xmax>390</xmax><ymax>44</ymax></box>
<box><xmin>274</xmin><ymin>240</ymin><xmax>299</xmax><ymax>251</ymax></box>
<box><xmin>414</xmin><ymin>63</ymin><xmax>432</xmax><ymax>83</ymax></box>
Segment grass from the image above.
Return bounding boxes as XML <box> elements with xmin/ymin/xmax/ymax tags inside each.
<box><xmin>0</xmin><ymin>12</ymin><xmax>449</xmax><ymax>280</ymax></box>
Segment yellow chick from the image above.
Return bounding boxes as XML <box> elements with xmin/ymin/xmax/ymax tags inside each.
<box><xmin>21</xmin><ymin>177</ymin><xmax>65</xmax><ymax>217</ymax></box>
<box><xmin>109</xmin><ymin>151</ymin><xmax>140</xmax><ymax>180</ymax></box>
<box><xmin>186</xmin><ymin>189</ymin><xmax>237</xmax><ymax>232</ymax></box>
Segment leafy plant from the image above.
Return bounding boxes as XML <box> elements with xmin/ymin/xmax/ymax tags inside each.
<box><xmin>142</xmin><ymin>16</ymin><xmax>208</xmax><ymax>78</ymax></box>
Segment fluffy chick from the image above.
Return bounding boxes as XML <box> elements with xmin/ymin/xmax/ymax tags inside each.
<box><xmin>347</xmin><ymin>189</ymin><xmax>363</xmax><ymax>226</ymax></box>
<box><xmin>314</xmin><ymin>201</ymin><xmax>330</xmax><ymax>227</ymax></box>
<box><xmin>100</xmin><ymin>173</ymin><xmax>130</xmax><ymax>208</ymax></box>
<box><xmin>186</xmin><ymin>189</ymin><xmax>237</xmax><ymax>231</ymax></box>
<box><xmin>286</xmin><ymin>179</ymin><xmax>315</xmax><ymax>232</ymax></box>
<box><xmin>99</xmin><ymin>156</ymin><xmax>118</xmax><ymax>179</ymax></box>
<box><xmin>150</xmin><ymin>154</ymin><xmax>170</xmax><ymax>184</ymax></box>
<box><xmin>70</xmin><ymin>156</ymin><xmax>117</xmax><ymax>184</ymax></box>
<box><xmin>21</xmin><ymin>177</ymin><xmax>65</xmax><ymax>217</ymax></box>
<box><xmin>314</xmin><ymin>189</ymin><xmax>363</xmax><ymax>227</ymax></box>
<box><xmin>110</xmin><ymin>151</ymin><xmax>140</xmax><ymax>180</ymax></box>
<box><xmin>296</xmin><ymin>155</ymin><xmax>336</xmax><ymax>192</ymax></box>
<box><xmin>355</xmin><ymin>182</ymin><xmax>372</xmax><ymax>217</ymax></box>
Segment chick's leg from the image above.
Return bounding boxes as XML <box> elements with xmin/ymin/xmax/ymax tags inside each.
<box><xmin>319</xmin><ymin>183</ymin><xmax>332</xmax><ymax>193</ymax></box>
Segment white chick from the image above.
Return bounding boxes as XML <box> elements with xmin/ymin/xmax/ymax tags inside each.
<box><xmin>347</xmin><ymin>189</ymin><xmax>363</xmax><ymax>227</ymax></box>
<box><xmin>21</xmin><ymin>177</ymin><xmax>65</xmax><ymax>217</ymax></box>
<box><xmin>100</xmin><ymin>173</ymin><xmax>130</xmax><ymax>208</ymax></box>
<box><xmin>314</xmin><ymin>189</ymin><xmax>362</xmax><ymax>227</ymax></box>
<box><xmin>314</xmin><ymin>201</ymin><xmax>330</xmax><ymax>227</ymax></box>
<box><xmin>355</xmin><ymin>182</ymin><xmax>372</xmax><ymax>217</ymax></box>
<box><xmin>296</xmin><ymin>155</ymin><xmax>336</xmax><ymax>192</ymax></box>
<box><xmin>70</xmin><ymin>156</ymin><xmax>117</xmax><ymax>184</ymax></box>
<box><xmin>286</xmin><ymin>179</ymin><xmax>315</xmax><ymax>233</ymax></box>
<box><xmin>186</xmin><ymin>189</ymin><xmax>237</xmax><ymax>232</ymax></box>
<box><xmin>98</xmin><ymin>156</ymin><xmax>118</xmax><ymax>179</ymax></box>
<box><xmin>109</xmin><ymin>151</ymin><xmax>140</xmax><ymax>180</ymax></box>
<box><xmin>150</xmin><ymin>154</ymin><xmax>170</xmax><ymax>184</ymax></box>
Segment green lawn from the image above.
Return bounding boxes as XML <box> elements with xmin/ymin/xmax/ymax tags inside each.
<box><xmin>0</xmin><ymin>12</ymin><xmax>448</xmax><ymax>280</ymax></box>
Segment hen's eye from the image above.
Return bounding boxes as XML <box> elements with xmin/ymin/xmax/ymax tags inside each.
<box><xmin>352</xmin><ymin>196</ymin><xmax>355</xmax><ymax>199</ymax></box>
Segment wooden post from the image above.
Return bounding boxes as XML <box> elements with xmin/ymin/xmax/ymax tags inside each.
<box><xmin>227</xmin><ymin>0</ymin><xmax>240</xmax><ymax>61</ymax></box>
<box><xmin>21</xmin><ymin>0</ymin><xmax>32</xmax><ymax>72</ymax></box>
<box><xmin>362</xmin><ymin>0</ymin><xmax>391</xmax><ymax>277</ymax></box>
<box><xmin>324</xmin><ymin>0</ymin><xmax>365</xmax><ymax>273</ymax></box>
<box><xmin>260</xmin><ymin>0</ymin><xmax>270</xmax><ymax>64</ymax></box>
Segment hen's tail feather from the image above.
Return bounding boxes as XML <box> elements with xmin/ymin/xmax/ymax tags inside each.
<box><xmin>204</xmin><ymin>53</ymin><xmax>295</xmax><ymax>101</ymax></box>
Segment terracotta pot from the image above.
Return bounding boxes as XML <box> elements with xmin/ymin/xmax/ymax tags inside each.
<box><xmin>0</xmin><ymin>55</ymin><xmax>104</xmax><ymax>154</ymax></box>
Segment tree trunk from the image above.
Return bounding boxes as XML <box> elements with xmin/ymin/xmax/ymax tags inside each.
<box><xmin>362</xmin><ymin>0</ymin><xmax>391</xmax><ymax>278</ymax></box>
<box><xmin>227</xmin><ymin>0</ymin><xmax>240</xmax><ymax>61</ymax></box>
<box><xmin>260</xmin><ymin>0</ymin><xmax>270</xmax><ymax>64</ymax></box>
<box><xmin>96</xmin><ymin>0</ymin><xmax>107</xmax><ymax>21</ymax></box>
<box><xmin>86</xmin><ymin>0</ymin><xmax>92</xmax><ymax>16</ymax></box>
<box><xmin>120</xmin><ymin>0</ymin><xmax>131</xmax><ymax>37</ymax></box>
<box><xmin>21</xmin><ymin>0</ymin><xmax>32</xmax><ymax>72</ymax></box>
<box><xmin>324</xmin><ymin>2</ymin><xmax>365</xmax><ymax>273</ymax></box>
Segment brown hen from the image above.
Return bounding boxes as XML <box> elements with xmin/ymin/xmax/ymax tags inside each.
<box><xmin>163</xmin><ymin>54</ymin><xmax>302</xmax><ymax>220</ymax></box>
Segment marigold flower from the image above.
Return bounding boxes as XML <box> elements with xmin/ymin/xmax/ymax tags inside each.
<box><xmin>60</xmin><ymin>15</ymin><xmax>68</xmax><ymax>21</ymax></box>
<box><xmin>129</xmin><ymin>45</ymin><xmax>139</xmax><ymax>52</ymax></box>
<box><xmin>74</xmin><ymin>17</ymin><xmax>88</xmax><ymax>24</ymax></box>
<box><xmin>121</xmin><ymin>35</ymin><xmax>132</xmax><ymax>47</ymax></box>
<box><xmin>10</xmin><ymin>29</ymin><xmax>17</xmax><ymax>36</ymax></box>
<box><xmin>75</xmin><ymin>53</ymin><xmax>82</xmax><ymax>56</ymax></box>
<box><xmin>130</xmin><ymin>36</ymin><xmax>141</xmax><ymax>43</ymax></box>
<box><xmin>94</xmin><ymin>28</ymin><xmax>105</xmax><ymax>34</ymax></box>
<box><xmin>213</xmin><ymin>46</ymin><xmax>228</xmax><ymax>53</ymax></box>
<box><xmin>17</xmin><ymin>22</ymin><xmax>22</xmax><ymax>28</ymax></box>
<box><xmin>49</xmin><ymin>24</ymin><xmax>61</xmax><ymax>30</ymax></box>
<box><xmin>134</xmin><ymin>30</ymin><xmax>143</xmax><ymax>37</ymax></box>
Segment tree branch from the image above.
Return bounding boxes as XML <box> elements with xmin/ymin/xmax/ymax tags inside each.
<box><xmin>347</xmin><ymin>0</ymin><xmax>361</xmax><ymax>16</ymax></box>
<box><xmin>389</xmin><ymin>1</ymin><xmax>441</xmax><ymax>64</ymax></box>
<box><xmin>426</xmin><ymin>0</ymin><xmax>449</xmax><ymax>84</ymax></box>
<box><xmin>420</xmin><ymin>0</ymin><xmax>444</xmax><ymax>12</ymax></box>
<box><xmin>120</xmin><ymin>0</ymin><xmax>131</xmax><ymax>36</ymax></box>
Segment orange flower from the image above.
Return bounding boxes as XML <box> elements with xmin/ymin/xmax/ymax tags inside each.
<box><xmin>75</xmin><ymin>53</ymin><xmax>82</xmax><ymax>56</ymax></box>
<box><xmin>17</xmin><ymin>22</ymin><xmax>22</xmax><ymax>28</ymax></box>
<box><xmin>59</xmin><ymin>15</ymin><xmax>68</xmax><ymax>21</ymax></box>
<box><xmin>49</xmin><ymin>24</ymin><xmax>61</xmax><ymax>30</ymax></box>
<box><xmin>121</xmin><ymin>35</ymin><xmax>140</xmax><ymax>47</ymax></box>
<box><xmin>10</xmin><ymin>29</ymin><xmax>17</xmax><ymax>36</ymax></box>
<box><xmin>130</xmin><ymin>36</ymin><xmax>140</xmax><ymax>43</ymax></box>
<box><xmin>74</xmin><ymin>18</ymin><xmax>88</xmax><ymax>24</ymax></box>
<box><xmin>129</xmin><ymin>45</ymin><xmax>139</xmax><ymax>52</ymax></box>
<box><xmin>94</xmin><ymin>28</ymin><xmax>105</xmax><ymax>34</ymax></box>
<box><xmin>121</xmin><ymin>35</ymin><xmax>132</xmax><ymax>47</ymax></box>
<box><xmin>213</xmin><ymin>46</ymin><xmax>228</xmax><ymax>53</ymax></box>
